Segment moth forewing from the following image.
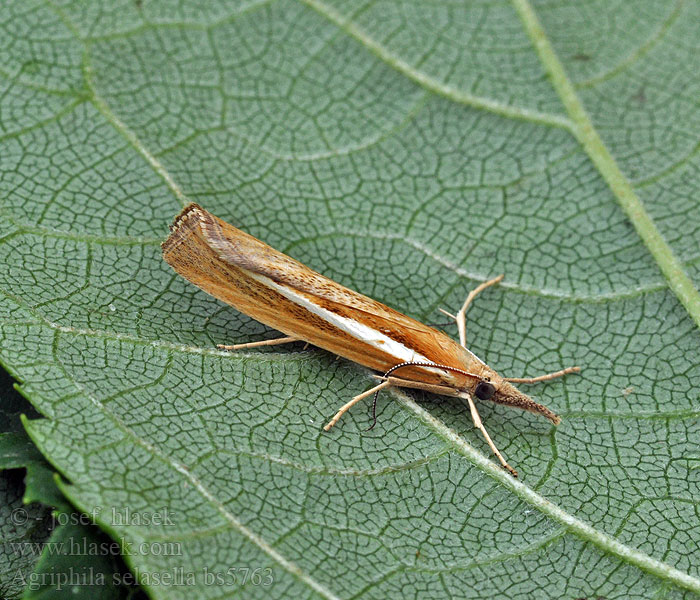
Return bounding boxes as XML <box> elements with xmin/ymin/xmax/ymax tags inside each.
<box><xmin>162</xmin><ymin>203</ymin><xmax>578</xmax><ymax>477</ymax></box>
<box><xmin>163</xmin><ymin>203</ymin><xmax>482</xmax><ymax>389</ymax></box>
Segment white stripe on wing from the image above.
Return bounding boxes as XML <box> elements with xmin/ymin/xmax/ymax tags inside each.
<box><xmin>247</xmin><ymin>271</ymin><xmax>432</xmax><ymax>365</ymax></box>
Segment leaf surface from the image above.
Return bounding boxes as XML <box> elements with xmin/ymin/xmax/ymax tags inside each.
<box><xmin>1</xmin><ymin>0</ymin><xmax>699</xmax><ymax>598</ymax></box>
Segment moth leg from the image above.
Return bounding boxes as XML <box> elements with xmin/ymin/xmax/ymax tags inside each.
<box><xmin>439</xmin><ymin>274</ymin><xmax>504</xmax><ymax>348</ymax></box>
<box><xmin>464</xmin><ymin>392</ymin><xmax>518</xmax><ymax>477</ymax></box>
<box><xmin>217</xmin><ymin>336</ymin><xmax>298</xmax><ymax>351</ymax></box>
<box><xmin>323</xmin><ymin>380</ymin><xmax>392</xmax><ymax>431</ymax></box>
<box><xmin>505</xmin><ymin>366</ymin><xmax>580</xmax><ymax>383</ymax></box>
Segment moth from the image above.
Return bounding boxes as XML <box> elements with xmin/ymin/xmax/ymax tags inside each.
<box><xmin>162</xmin><ymin>203</ymin><xmax>579</xmax><ymax>476</ymax></box>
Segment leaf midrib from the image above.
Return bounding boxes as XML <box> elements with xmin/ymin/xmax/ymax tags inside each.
<box><xmin>11</xmin><ymin>0</ymin><xmax>700</xmax><ymax>597</ymax></box>
<box><xmin>511</xmin><ymin>0</ymin><xmax>700</xmax><ymax>328</ymax></box>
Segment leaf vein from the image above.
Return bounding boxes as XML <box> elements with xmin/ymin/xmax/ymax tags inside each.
<box><xmin>297</xmin><ymin>0</ymin><xmax>574</xmax><ymax>131</ymax></box>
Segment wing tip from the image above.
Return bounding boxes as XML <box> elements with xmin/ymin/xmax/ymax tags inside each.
<box><xmin>169</xmin><ymin>202</ymin><xmax>205</xmax><ymax>232</ymax></box>
<box><xmin>162</xmin><ymin>203</ymin><xmax>209</xmax><ymax>256</ymax></box>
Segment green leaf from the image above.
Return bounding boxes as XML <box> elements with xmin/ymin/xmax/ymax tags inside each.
<box><xmin>0</xmin><ymin>364</ymin><xmax>41</xmax><ymax>437</ymax></box>
<box><xmin>1</xmin><ymin>1</ymin><xmax>699</xmax><ymax>598</ymax></box>
<box><xmin>0</xmin><ymin>372</ymin><xmax>140</xmax><ymax>599</ymax></box>
<box><xmin>0</xmin><ymin>369</ymin><xmax>55</xmax><ymax>600</ymax></box>
<box><xmin>0</xmin><ymin>434</ymin><xmax>45</xmax><ymax>471</ymax></box>
<box><xmin>0</xmin><ymin>470</ymin><xmax>54</xmax><ymax>600</ymax></box>
<box><xmin>20</xmin><ymin>514</ymin><xmax>142</xmax><ymax>600</ymax></box>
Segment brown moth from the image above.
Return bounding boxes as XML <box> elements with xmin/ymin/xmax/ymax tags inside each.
<box><xmin>162</xmin><ymin>203</ymin><xmax>579</xmax><ymax>476</ymax></box>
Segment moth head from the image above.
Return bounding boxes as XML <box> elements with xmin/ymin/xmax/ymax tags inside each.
<box><xmin>473</xmin><ymin>375</ymin><xmax>561</xmax><ymax>425</ymax></box>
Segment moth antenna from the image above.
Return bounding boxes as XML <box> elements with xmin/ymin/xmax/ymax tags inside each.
<box><xmin>366</xmin><ymin>361</ymin><xmax>483</xmax><ymax>430</ymax></box>
<box><xmin>367</xmin><ymin>400</ymin><xmax>379</xmax><ymax>431</ymax></box>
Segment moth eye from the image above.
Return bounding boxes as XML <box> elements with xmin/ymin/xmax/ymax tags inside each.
<box><xmin>474</xmin><ymin>381</ymin><xmax>496</xmax><ymax>400</ymax></box>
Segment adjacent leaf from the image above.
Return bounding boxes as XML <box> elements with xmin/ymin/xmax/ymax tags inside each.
<box><xmin>0</xmin><ymin>368</ymin><xmax>55</xmax><ymax>599</ymax></box>
<box><xmin>1</xmin><ymin>1</ymin><xmax>699</xmax><ymax>599</ymax></box>
<box><xmin>20</xmin><ymin>511</ymin><xmax>143</xmax><ymax>600</ymax></box>
<box><xmin>0</xmin><ymin>470</ymin><xmax>54</xmax><ymax>600</ymax></box>
<box><xmin>0</xmin><ymin>365</ymin><xmax>40</xmax><ymax>437</ymax></box>
<box><xmin>0</xmin><ymin>370</ymin><xmax>140</xmax><ymax>599</ymax></box>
